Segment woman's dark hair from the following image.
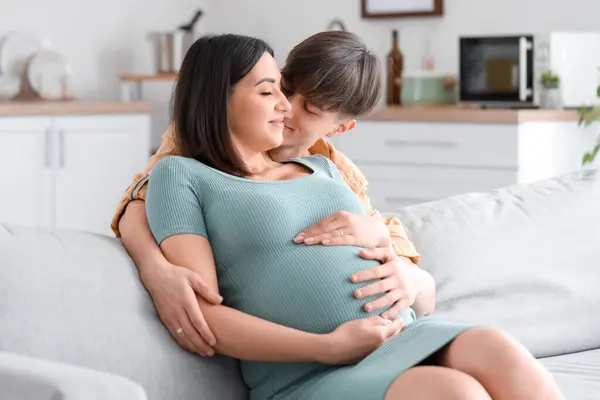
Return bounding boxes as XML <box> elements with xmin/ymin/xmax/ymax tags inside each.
<box><xmin>281</xmin><ymin>31</ymin><xmax>381</xmax><ymax>118</ymax></box>
<box><xmin>172</xmin><ymin>34</ymin><xmax>274</xmax><ymax>176</ymax></box>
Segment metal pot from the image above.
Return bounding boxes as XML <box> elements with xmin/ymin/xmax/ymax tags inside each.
<box><xmin>147</xmin><ymin>10</ymin><xmax>202</xmax><ymax>74</ymax></box>
<box><xmin>147</xmin><ymin>31</ymin><xmax>194</xmax><ymax>74</ymax></box>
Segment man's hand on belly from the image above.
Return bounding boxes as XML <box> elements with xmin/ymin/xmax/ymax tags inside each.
<box><xmin>350</xmin><ymin>247</ymin><xmax>424</xmax><ymax>320</ymax></box>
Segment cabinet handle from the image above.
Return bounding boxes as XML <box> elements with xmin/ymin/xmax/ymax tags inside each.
<box><xmin>45</xmin><ymin>127</ymin><xmax>51</xmax><ymax>168</ymax></box>
<box><xmin>384</xmin><ymin>139</ymin><xmax>458</xmax><ymax>149</ymax></box>
<box><xmin>59</xmin><ymin>129</ymin><xmax>65</xmax><ymax>168</ymax></box>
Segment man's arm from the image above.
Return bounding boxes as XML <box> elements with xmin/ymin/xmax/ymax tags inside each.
<box><xmin>324</xmin><ymin>142</ymin><xmax>420</xmax><ymax>263</ymax></box>
<box><xmin>111</xmin><ymin>125</ymin><xmax>179</xmax><ymax>238</ymax></box>
<box><xmin>364</xmin><ymin>194</ymin><xmax>421</xmax><ymax>264</ymax></box>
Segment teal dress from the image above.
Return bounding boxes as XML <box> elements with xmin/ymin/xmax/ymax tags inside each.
<box><xmin>146</xmin><ymin>155</ymin><xmax>473</xmax><ymax>400</ymax></box>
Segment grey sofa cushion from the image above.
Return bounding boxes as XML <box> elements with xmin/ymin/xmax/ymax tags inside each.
<box><xmin>0</xmin><ymin>351</ymin><xmax>147</xmax><ymax>400</ymax></box>
<box><xmin>394</xmin><ymin>169</ymin><xmax>600</xmax><ymax>358</ymax></box>
<box><xmin>0</xmin><ymin>226</ymin><xmax>247</xmax><ymax>400</ymax></box>
<box><xmin>540</xmin><ymin>349</ymin><xmax>600</xmax><ymax>400</ymax></box>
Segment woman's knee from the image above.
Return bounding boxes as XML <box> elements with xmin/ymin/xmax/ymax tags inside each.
<box><xmin>442</xmin><ymin>327</ymin><xmax>534</xmax><ymax>371</ymax></box>
<box><xmin>385</xmin><ymin>366</ymin><xmax>491</xmax><ymax>400</ymax></box>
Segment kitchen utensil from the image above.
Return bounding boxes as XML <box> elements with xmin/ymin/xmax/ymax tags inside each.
<box><xmin>26</xmin><ymin>49</ymin><xmax>71</xmax><ymax>100</ymax></box>
<box><xmin>402</xmin><ymin>71</ymin><xmax>457</xmax><ymax>105</ymax></box>
<box><xmin>0</xmin><ymin>32</ymin><xmax>43</xmax><ymax>77</ymax></box>
<box><xmin>0</xmin><ymin>74</ymin><xmax>20</xmax><ymax>100</ymax></box>
<box><xmin>327</xmin><ymin>19</ymin><xmax>347</xmax><ymax>31</ymax></box>
<box><xmin>147</xmin><ymin>10</ymin><xmax>202</xmax><ymax>74</ymax></box>
<box><xmin>178</xmin><ymin>10</ymin><xmax>203</xmax><ymax>31</ymax></box>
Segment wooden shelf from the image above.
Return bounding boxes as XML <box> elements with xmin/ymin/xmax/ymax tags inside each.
<box><xmin>0</xmin><ymin>100</ymin><xmax>153</xmax><ymax>116</ymax></box>
<box><xmin>362</xmin><ymin>105</ymin><xmax>587</xmax><ymax>124</ymax></box>
<box><xmin>119</xmin><ymin>73</ymin><xmax>177</xmax><ymax>82</ymax></box>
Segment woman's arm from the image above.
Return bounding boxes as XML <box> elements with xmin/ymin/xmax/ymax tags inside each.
<box><xmin>111</xmin><ymin>125</ymin><xmax>179</xmax><ymax>238</ymax></box>
<box><xmin>159</xmin><ymin>232</ymin><xmax>335</xmax><ymax>362</ymax></box>
<box><xmin>119</xmin><ymin>200</ymin><xmax>222</xmax><ymax>357</ymax></box>
<box><xmin>160</xmin><ymin>233</ymin><xmax>403</xmax><ymax>363</ymax></box>
<box><xmin>146</xmin><ymin>156</ymin><xmax>401</xmax><ymax>364</ymax></box>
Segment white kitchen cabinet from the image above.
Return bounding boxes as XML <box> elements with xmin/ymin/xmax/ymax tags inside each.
<box><xmin>53</xmin><ymin>116</ymin><xmax>150</xmax><ymax>235</ymax></box>
<box><xmin>330</xmin><ymin>119</ymin><xmax>597</xmax><ymax>215</ymax></box>
<box><xmin>0</xmin><ymin>117</ymin><xmax>52</xmax><ymax>228</ymax></box>
<box><xmin>0</xmin><ymin>113</ymin><xmax>150</xmax><ymax>236</ymax></box>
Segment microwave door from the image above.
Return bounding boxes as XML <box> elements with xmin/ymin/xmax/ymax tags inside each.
<box><xmin>460</xmin><ymin>36</ymin><xmax>533</xmax><ymax>105</ymax></box>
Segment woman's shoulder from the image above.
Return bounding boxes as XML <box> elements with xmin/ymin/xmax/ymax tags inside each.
<box><xmin>152</xmin><ymin>156</ymin><xmax>209</xmax><ymax>177</ymax></box>
<box><xmin>150</xmin><ymin>156</ymin><xmax>219</xmax><ymax>189</ymax></box>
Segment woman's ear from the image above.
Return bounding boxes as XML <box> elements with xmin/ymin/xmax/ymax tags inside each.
<box><xmin>327</xmin><ymin>119</ymin><xmax>356</xmax><ymax>138</ymax></box>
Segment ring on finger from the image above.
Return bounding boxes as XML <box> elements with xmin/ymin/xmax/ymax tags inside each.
<box><xmin>176</xmin><ymin>327</ymin><xmax>184</xmax><ymax>335</ymax></box>
<box><xmin>336</xmin><ymin>229</ymin><xmax>344</xmax><ymax>236</ymax></box>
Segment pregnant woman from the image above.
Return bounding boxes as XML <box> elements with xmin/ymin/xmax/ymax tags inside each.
<box><xmin>145</xmin><ymin>34</ymin><xmax>563</xmax><ymax>400</ymax></box>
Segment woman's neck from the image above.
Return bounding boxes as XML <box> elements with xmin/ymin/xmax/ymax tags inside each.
<box><xmin>268</xmin><ymin>145</ymin><xmax>310</xmax><ymax>162</ymax></box>
<box><xmin>240</xmin><ymin>151</ymin><xmax>278</xmax><ymax>175</ymax></box>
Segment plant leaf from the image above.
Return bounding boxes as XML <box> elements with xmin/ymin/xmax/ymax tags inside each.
<box><xmin>583</xmin><ymin>144</ymin><xmax>600</xmax><ymax>166</ymax></box>
<box><xmin>585</xmin><ymin>112</ymin><xmax>598</xmax><ymax>125</ymax></box>
<box><xmin>578</xmin><ymin>107</ymin><xmax>590</xmax><ymax>126</ymax></box>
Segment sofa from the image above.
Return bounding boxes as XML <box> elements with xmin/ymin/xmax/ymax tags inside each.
<box><xmin>1</xmin><ymin>168</ymin><xmax>599</xmax><ymax>399</ymax></box>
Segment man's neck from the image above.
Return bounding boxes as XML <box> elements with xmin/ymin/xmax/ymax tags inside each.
<box><xmin>268</xmin><ymin>145</ymin><xmax>311</xmax><ymax>162</ymax></box>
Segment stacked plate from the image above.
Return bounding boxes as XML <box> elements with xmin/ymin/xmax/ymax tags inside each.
<box><xmin>0</xmin><ymin>31</ymin><xmax>71</xmax><ymax>101</ymax></box>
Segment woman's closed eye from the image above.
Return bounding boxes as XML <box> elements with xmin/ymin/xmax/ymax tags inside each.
<box><xmin>261</xmin><ymin>91</ymin><xmax>273</xmax><ymax>96</ymax></box>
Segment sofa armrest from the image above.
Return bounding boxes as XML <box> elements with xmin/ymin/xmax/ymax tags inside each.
<box><xmin>0</xmin><ymin>351</ymin><xmax>147</xmax><ymax>400</ymax></box>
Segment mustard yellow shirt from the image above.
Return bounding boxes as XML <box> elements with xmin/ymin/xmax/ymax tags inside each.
<box><xmin>111</xmin><ymin>126</ymin><xmax>420</xmax><ymax>263</ymax></box>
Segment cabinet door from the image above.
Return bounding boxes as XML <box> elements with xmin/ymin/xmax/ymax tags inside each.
<box><xmin>0</xmin><ymin>117</ymin><xmax>52</xmax><ymax>228</ymax></box>
<box><xmin>53</xmin><ymin>115</ymin><xmax>150</xmax><ymax>236</ymax></box>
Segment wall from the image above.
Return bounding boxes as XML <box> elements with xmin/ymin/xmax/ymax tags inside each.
<box><xmin>0</xmin><ymin>0</ymin><xmax>207</xmax><ymax>146</ymax></box>
<box><xmin>2</xmin><ymin>0</ymin><xmax>598</xmax><ymax>146</ymax></box>
<box><xmin>0</xmin><ymin>0</ymin><xmax>206</xmax><ymax>99</ymax></box>
<box><xmin>203</xmin><ymin>0</ymin><xmax>600</xmax><ymax>75</ymax></box>
<box><xmin>3</xmin><ymin>0</ymin><xmax>598</xmax><ymax>97</ymax></box>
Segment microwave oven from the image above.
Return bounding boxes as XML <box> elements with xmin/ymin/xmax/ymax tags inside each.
<box><xmin>459</xmin><ymin>32</ymin><xmax>600</xmax><ymax>108</ymax></box>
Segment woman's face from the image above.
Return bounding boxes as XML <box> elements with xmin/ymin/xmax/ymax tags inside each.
<box><xmin>228</xmin><ymin>52</ymin><xmax>291</xmax><ymax>155</ymax></box>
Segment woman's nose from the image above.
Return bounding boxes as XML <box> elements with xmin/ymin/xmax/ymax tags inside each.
<box><xmin>276</xmin><ymin>94</ymin><xmax>292</xmax><ymax>116</ymax></box>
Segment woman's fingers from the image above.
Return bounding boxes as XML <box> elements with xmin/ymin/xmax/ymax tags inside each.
<box><xmin>186</xmin><ymin>300</ymin><xmax>217</xmax><ymax>347</ymax></box>
<box><xmin>167</xmin><ymin>320</ymin><xmax>194</xmax><ymax>353</ymax></box>
<box><xmin>176</xmin><ymin>315</ymin><xmax>214</xmax><ymax>357</ymax></box>
<box><xmin>382</xmin><ymin>318</ymin><xmax>405</xmax><ymax>339</ymax></box>
<box><xmin>188</xmin><ymin>272</ymin><xmax>223</xmax><ymax>304</ymax></box>
<box><xmin>295</xmin><ymin>219</ymin><xmax>342</xmax><ymax>243</ymax></box>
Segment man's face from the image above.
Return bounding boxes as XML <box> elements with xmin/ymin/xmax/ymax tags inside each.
<box><xmin>281</xmin><ymin>93</ymin><xmax>342</xmax><ymax>149</ymax></box>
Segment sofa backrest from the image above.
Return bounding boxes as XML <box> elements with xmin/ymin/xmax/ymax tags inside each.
<box><xmin>0</xmin><ymin>225</ymin><xmax>247</xmax><ymax>400</ymax></box>
<box><xmin>394</xmin><ymin>169</ymin><xmax>600</xmax><ymax>358</ymax></box>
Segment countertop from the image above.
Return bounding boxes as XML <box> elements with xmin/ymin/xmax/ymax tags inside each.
<box><xmin>0</xmin><ymin>100</ymin><xmax>153</xmax><ymax>117</ymax></box>
<box><xmin>361</xmin><ymin>105</ymin><xmax>586</xmax><ymax>124</ymax></box>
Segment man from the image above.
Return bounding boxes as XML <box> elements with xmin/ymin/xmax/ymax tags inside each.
<box><xmin>112</xmin><ymin>31</ymin><xmax>428</xmax><ymax>357</ymax></box>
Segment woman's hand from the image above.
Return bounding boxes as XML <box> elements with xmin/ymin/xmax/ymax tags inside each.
<box><xmin>294</xmin><ymin>211</ymin><xmax>390</xmax><ymax>249</ymax></box>
<box><xmin>351</xmin><ymin>247</ymin><xmax>422</xmax><ymax>320</ymax></box>
<box><xmin>323</xmin><ymin>316</ymin><xmax>404</xmax><ymax>365</ymax></box>
<box><xmin>141</xmin><ymin>260</ymin><xmax>223</xmax><ymax>357</ymax></box>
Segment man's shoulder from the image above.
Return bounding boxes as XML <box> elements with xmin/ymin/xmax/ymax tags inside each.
<box><xmin>309</xmin><ymin>139</ymin><xmax>368</xmax><ymax>192</ymax></box>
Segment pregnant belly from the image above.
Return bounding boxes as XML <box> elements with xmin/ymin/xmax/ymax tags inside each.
<box><xmin>219</xmin><ymin>245</ymin><xmax>413</xmax><ymax>334</ymax></box>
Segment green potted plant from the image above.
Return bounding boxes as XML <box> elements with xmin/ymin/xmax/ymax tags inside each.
<box><xmin>578</xmin><ymin>102</ymin><xmax>600</xmax><ymax>167</ymax></box>
<box><xmin>540</xmin><ymin>70</ymin><xmax>561</xmax><ymax>109</ymax></box>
